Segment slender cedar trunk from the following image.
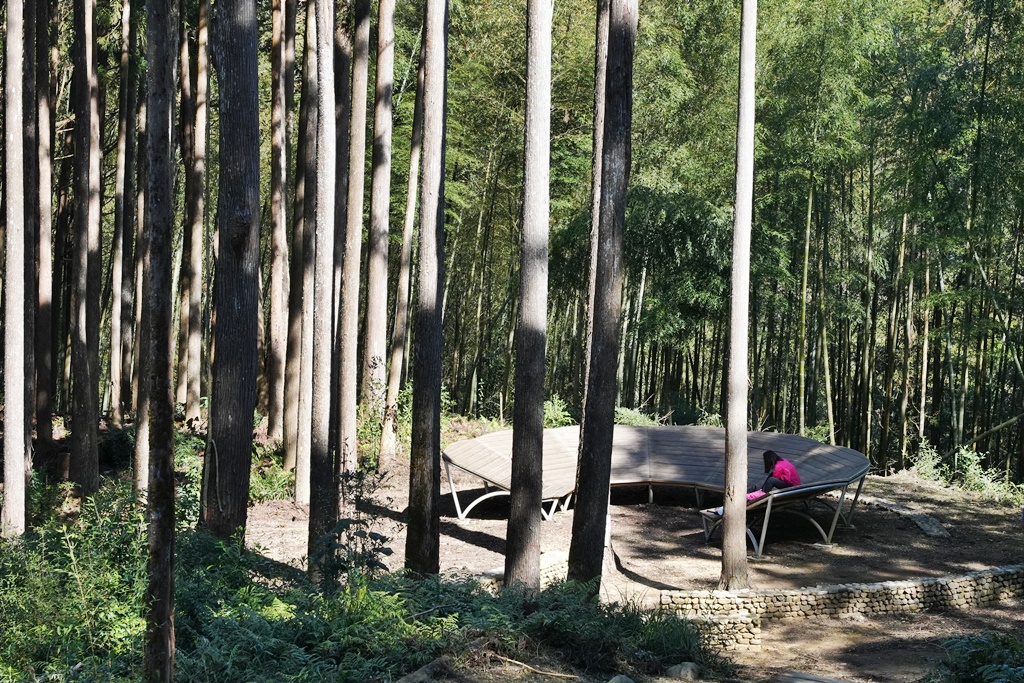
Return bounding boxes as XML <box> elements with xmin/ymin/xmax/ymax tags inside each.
<box><xmin>24</xmin><ymin>0</ymin><xmax>40</xmax><ymax>470</ymax></box>
<box><xmin>280</xmin><ymin>0</ymin><xmax>299</xmax><ymax>471</ymax></box>
<box><xmin>177</xmin><ymin>9</ymin><xmax>197</xmax><ymax>408</ymax></box>
<box><xmin>201</xmin><ymin>0</ymin><xmax>262</xmax><ymax>539</ymax></box>
<box><xmin>817</xmin><ymin>230</ymin><xmax>836</xmax><ymax>444</ymax></box>
<box><xmin>567</xmin><ymin>0</ymin><xmax>635</xmax><ymax>587</ymax></box>
<box><xmin>879</xmin><ymin>210</ymin><xmax>909</xmax><ymax>472</ymax></box>
<box><xmin>35</xmin><ymin>0</ymin><xmax>56</xmax><ymax>447</ymax></box>
<box><xmin>187</xmin><ymin>0</ymin><xmax>209</xmax><ymax>424</ymax></box>
<box><xmin>380</xmin><ymin>41</ymin><xmax>424</xmax><ymax>462</ymax></box>
<box><xmin>337</xmin><ymin>0</ymin><xmax>369</xmax><ymax>478</ymax></box>
<box><xmin>361</xmin><ymin>0</ymin><xmax>396</xmax><ymax>414</ymax></box>
<box><xmin>56</xmin><ymin>135</ymin><xmax>74</xmax><ymax>420</ymax></box>
<box><xmin>122</xmin><ymin>77</ymin><xmax>142</xmax><ymax>417</ymax></box>
<box><xmin>860</xmin><ymin>154</ymin><xmax>875</xmax><ymax>460</ymax></box>
<box><xmin>899</xmin><ymin>269</ymin><xmax>916</xmax><ymax>464</ymax></box>
<box><xmin>505</xmin><ymin>0</ymin><xmax>552</xmax><ymax>591</ymax></box>
<box><xmin>719</xmin><ymin>0</ymin><xmax>756</xmax><ymax>591</ymax></box>
<box><xmin>267</xmin><ymin>0</ymin><xmax>289</xmax><ymax>442</ymax></box>
<box><xmin>329</xmin><ymin>2</ymin><xmax>353</xmax><ymax>460</ymax></box>
<box><xmin>798</xmin><ymin>177</ymin><xmax>813</xmax><ymax>436</ymax></box>
<box><xmin>290</xmin><ymin>0</ymin><xmax>318</xmax><ymax>500</ymax></box>
<box><xmin>110</xmin><ymin>0</ymin><xmax>138</xmax><ymax>427</ymax></box>
<box><xmin>581</xmin><ymin>0</ymin><xmax>610</xmax><ymax>432</ymax></box>
<box><xmin>133</xmin><ymin>102</ymin><xmax>150</xmax><ymax>491</ymax></box>
<box><xmin>405</xmin><ymin>0</ymin><xmax>448</xmax><ymax>575</ymax></box>
<box><xmin>3</xmin><ymin>0</ymin><xmax>29</xmax><ymax>536</ymax></box>
<box><xmin>308</xmin><ymin>0</ymin><xmax>339</xmax><ymax>581</ymax></box>
<box><xmin>142</xmin><ymin>0</ymin><xmax>178</xmax><ymax>673</ymax></box>
<box><xmin>70</xmin><ymin>0</ymin><xmax>102</xmax><ymax>494</ymax></box>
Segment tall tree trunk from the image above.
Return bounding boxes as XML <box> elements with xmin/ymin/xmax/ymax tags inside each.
<box><xmin>4</xmin><ymin>0</ymin><xmax>29</xmax><ymax>536</ymax></box>
<box><xmin>719</xmin><ymin>0</ymin><xmax>756</xmax><ymax>591</ymax></box>
<box><xmin>567</xmin><ymin>0</ymin><xmax>636</xmax><ymax>587</ymax></box>
<box><xmin>580</xmin><ymin>0</ymin><xmax>610</xmax><ymax>441</ymax></box>
<box><xmin>289</xmin><ymin>0</ymin><xmax>318</xmax><ymax>502</ymax></box>
<box><xmin>201</xmin><ymin>0</ymin><xmax>261</xmax><ymax>539</ymax></box>
<box><xmin>187</xmin><ymin>0</ymin><xmax>210</xmax><ymax>425</ymax></box>
<box><xmin>267</xmin><ymin>0</ymin><xmax>289</xmax><ymax>442</ymax></box>
<box><xmin>35</xmin><ymin>0</ymin><xmax>56</xmax><ymax>447</ymax></box>
<box><xmin>70</xmin><ymin>0</ymin><xmax>102</xmax><ymax>494</ymax></box>
<box><xmin>133</xmin><ymin>102</ymin><xmax>150</xmax><ymax>491</ymax></box>
<box><xmin>142</xmin><ymin>0</ymin><xmax>178</xmax><ymax>673</ymax></box>
<box><xmin>879</xmin><ymin>210</ymin><xmax>909</xmax><ymax>472</ymax></box>
<box><xmin>380</xmin><ymin>40</ymin><xmax>424</xmax><ymax>462</ymax></box>
<box><xmin>361</xmin><ymin>0</ymin><xmax>396</xmax><ymax>416</ymax></box>
<box><xmin>505</xmin><ymin>0</ymin><xmax>552</xmax><ymax>591</ymax></box>
<box><xmin>109</xmin><ymin>0</ymin><xmax>138</xmax><ymax>427</ymax></box>
<box><xmin>177</xmin><ymin>7</ymin><xmax>197</xmax><ymax>409</ymax></box>
<box><xmin>308</xmin><ymin>0</ymin><xmax>339</xmax><ymax>581</ymax></box>
<box><xmin>338</xmin><ymin>0</ymin><xmax>369</xmax><ymax>476</ymax></box>
<box><xmin>405</xmin><ymin>0</ymin><xmax>448</xmax><ymax>575</ymax></box>
<box><xmin>798</xmin><ymin>177</ymin><xmax>813</xmax><ymax>436</ymax></box>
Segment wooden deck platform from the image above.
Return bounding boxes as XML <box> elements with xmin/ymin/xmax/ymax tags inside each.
<box><xmin>442</xmin><ymin>425</ymin><xmax>869</xmax><ymax>520</ymax></box>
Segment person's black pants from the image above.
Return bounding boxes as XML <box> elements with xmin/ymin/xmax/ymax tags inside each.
<box><xmin>761</xmin><ymin>477</ymin><xmax>792</xmax><ymax>493</ymax></box>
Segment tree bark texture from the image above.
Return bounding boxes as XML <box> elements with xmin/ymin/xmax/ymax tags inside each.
<box><xmin>4</xmin><ymin>0</ymin><xmax>29</xmax><ymax>537</ymax></box>
<box><xmin>719</xmin><ymin>0</ymin><xmax>757</xmax><ymax>592</ymax></box>
<box><xmin>267</xmin><ymin>0</ymin><xmax>289</xmax><ymax>442</ymax></box>
<box><xmin>362</xmin><ymin>0</ymin><xmax>396</xmax><ymax>415</ymax></box>
<box><xmin>109</xmin><ymin>0</ymin><xmax>138</xmax><ymax>427</ymax></box>
<box><xmin>566</xmin><ymin>0</ymin><xmax>635</xmax><ymax>587</ymax></box>
<box><xmin>405</xmin><ymin>0</ymin><xmax>448</xmax><ymax>575</ymax></box>
<box><xmin>70</xmin><ymin>0</ymin><xmax>102</xmax><ymax>495</ymax></box>
<box><xmin>34</xmin><ymin>0</ymin><xmax>56</xmax><ymax>447</ymax></box>
<box><xmin>380</xmin><ymin>39</ymin><xmax>424</xmax><ymax>463</ymax></box>
<box><xmin>338</xmin><ymin>0</ymin><xmax>370</xmax><ymax>476</ymax></box>
<box><xmin>202</xmin><ymin>0</ymin><xmax>262</xmax><ymax>539</ymax></box>
<box><xmin>142</xmin><ymin>0</ymin><xmax>179</xmax><ymax>674</ymax></box>
<box><xmin>308</xmin><ymin>0</ymin><xmax>339</xmax><ymax>580</ymax></box>
<box><xmin>505</xmin><ymin>0</ymin><xmax>552</xmax><ymax>591</ymax></box>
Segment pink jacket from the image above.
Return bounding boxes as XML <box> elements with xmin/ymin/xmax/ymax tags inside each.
<box><xmin>773</xmin><ymin>458</ymin><xmax>801</xmax><ymax>487</ymax></box>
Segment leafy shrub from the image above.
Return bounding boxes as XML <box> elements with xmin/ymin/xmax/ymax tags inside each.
<box><xmin>249</xmin><ymin>441</ymin><xmax>295</xmax><ymax>504</ymax></box>
<box><xmin>0</xmin><ymin>482</ymin><xmax>147</xmax><ymax>680</ymax></box>
<box><xmin>912</xmin><ymin>441</ymin><xmax>1024</xmax><ymax>506</ymax></box>
<box><xmin>615</xmin><ymin>406</ymin><xmax>659</xmax><ymax>426</ymax></box>
<box><xmin>923</xmin><ymin>632</ymin><xmax>1024</xmax><ymax>683</ymax></box>
<box><xmin>696</xmin><ymin>409</ymin><xmax>723</xmax><ymax>427</ymax></box>
<box><xmin>804</xmin><ymin>424</ymin><xmax>832</xmax><ymax>444</ymax></box>
<box><xmin>544</xmin><ymin>395</ymin><xmax>576</xmax><ymax>428</ymax></box>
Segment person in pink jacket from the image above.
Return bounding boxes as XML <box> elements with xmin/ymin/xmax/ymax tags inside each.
<box><xmin>746</xmin><ymin>450</ymin><xmax>801</xmax><ymax>502</ymax></box>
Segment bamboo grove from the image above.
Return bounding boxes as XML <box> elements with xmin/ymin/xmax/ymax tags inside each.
<box><xmin>2</xmin><ymin>0</ymin><xmax>1024</xmax><ymax>527</ymax></box>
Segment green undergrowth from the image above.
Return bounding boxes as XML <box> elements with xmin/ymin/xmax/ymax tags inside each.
<box><xmin>0</xmin><ymin>443</ymin><xmax>730</xmax><ymax>682</ymax></box>
<box><xmin>922</xmin><ymin>632</ymin><xmax>1024</xmax><ymax>683</ymax></box>
<box><xmin>913</xmin><ymin>441</ymin><xmax>1024</xmax><ymax>506</ymax></box>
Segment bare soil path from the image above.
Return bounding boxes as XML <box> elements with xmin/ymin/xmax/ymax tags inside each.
<box><xmin>247</xmin><ymin>450</ymin><xmax>1024</xmax><ymax>683</ymax></box>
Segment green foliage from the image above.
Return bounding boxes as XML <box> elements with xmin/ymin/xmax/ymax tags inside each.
<box><xmin>923</xmin><ymin>632</ymin><xmax>1024</xmax><ymax>683</ymax></box>
<box><xmin>0</xmin><ymin>476</ymin><xmax>730</xmax><ymax>682</ymax></box>
<box><xmin>912</xmin><ymin>441</ymin><xmax>1024</xmax><ymax>505</ymax></box>
<box><xmin>543</xmin><ymin>395</ymin><xmax>576</xmax><ymax>428</ymax></box>
<box><xmin>805</xmin><ymin>424</ymin><xmax>833</xmax><ymax>444</ymax></box>
<box><xmin>249</xmin><ymin>441</ymin><xmax>296</xmax><ymax>504</ymax></box>
<box><xmin>614</xmin><ymin>406</ymin><xmax>660</xmax><ymax>426</ymax></box>
<box><xmin>0</xmin><ymin>483</ymin><xmax>147</xmax><ymax>679</ymax></box>
<box><xmin>696</xmin><ymin>410</ymin><xmax>724</xmax><ymax>428</ymax></box>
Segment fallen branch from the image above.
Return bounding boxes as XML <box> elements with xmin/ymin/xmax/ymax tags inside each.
<box><xmin>490</xmin><ymin>654</ymin><xmax>578</xmax><ymax>679</ymax></box>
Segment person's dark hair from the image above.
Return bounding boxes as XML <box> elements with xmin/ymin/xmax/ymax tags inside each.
<box><xmin>763</xmin><ymin>450</ymin><xmax>781</xmax><ymax>474</ymax></box>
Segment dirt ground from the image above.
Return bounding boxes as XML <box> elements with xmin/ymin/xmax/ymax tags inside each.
<box><xmin>246</xmin><ymin>450</ymin><xmax>1024</xmax><ymax>683</ymax></box>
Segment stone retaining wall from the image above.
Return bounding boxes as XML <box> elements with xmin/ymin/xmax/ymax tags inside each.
<box><xmin>662</xmin><ymin>565</ymin><xmax>1024</xmax><ymax>650</ymax></box>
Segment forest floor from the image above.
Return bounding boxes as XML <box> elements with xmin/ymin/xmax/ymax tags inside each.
<box><xmin>247</xmin><ymin>442</ymin><xmax>1024</xmax><ymax>683</ymax></box>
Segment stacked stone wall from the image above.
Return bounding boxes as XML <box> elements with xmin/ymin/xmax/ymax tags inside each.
<box><xmin>661</xmin><ymin>565</ymin><xmax>1024</xmax><ymax>650</ymax></box>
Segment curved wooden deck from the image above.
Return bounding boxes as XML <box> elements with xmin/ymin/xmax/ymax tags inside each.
<box><xmin>442</xmin><ymin>425</ymin><xmax>869</xmax><ymax>521</ymax></box>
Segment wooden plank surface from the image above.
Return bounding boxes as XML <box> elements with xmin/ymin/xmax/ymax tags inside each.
<box><xmin>442</xmin><ymin>425</ymin><xmax>869</xmax><ymax>509</ymax></box>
